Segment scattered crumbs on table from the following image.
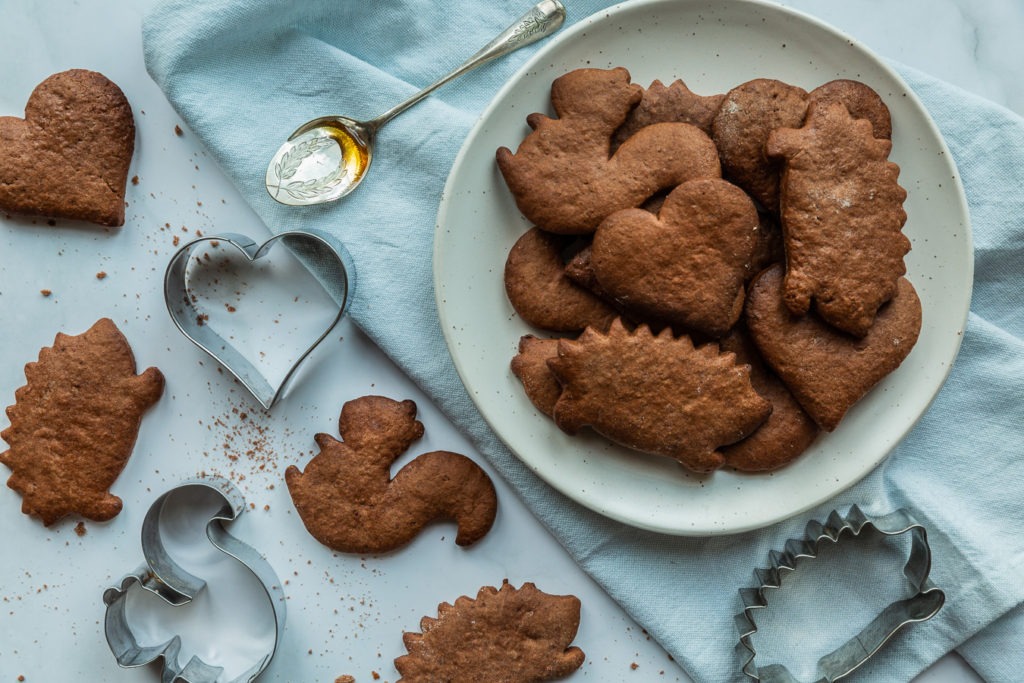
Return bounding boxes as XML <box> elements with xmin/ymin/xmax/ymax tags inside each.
<box><xmin>96</xmin><ymin>271</ymin><xmax>107</xmax><ymax>280</ymax></box>
<box><xmin>174</xmin><ymin>124</ymin><xmax>184</xmax><ymax>136</ymax></box>
<box><xmin>131</xmin><ymin>175</ymin><xmax>139</xmax><ymax>185</ymax></box>
<box><xmin>40</xmin><ymin>289</ymin><xmax>51</xmax><ymax>297</ymax></box>
<box><xmin>74</xmin><ymin>522</ymin><xmax>86</xmax><ymax>537</ymax></box>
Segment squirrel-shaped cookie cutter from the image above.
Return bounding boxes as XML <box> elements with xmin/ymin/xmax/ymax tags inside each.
<box><xmin>103</xmin><ymin>477</ymin><xmax>286</xmax><ymax>682</ymax></box>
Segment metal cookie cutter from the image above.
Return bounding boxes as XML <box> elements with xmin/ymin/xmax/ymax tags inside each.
<box><xmin>735</xmin><ymin>505</ymin><xmax>945</xmax><ymax>682</ymax></box>
<box><xmin>164</xmin><ymin>229</ymin><xmax>354</xmax><ymax>409</ymax></box>
<box><xmin>103</xmin><ymin>478</ymin><xmax>286</xmax><ymax>682</ymax></box>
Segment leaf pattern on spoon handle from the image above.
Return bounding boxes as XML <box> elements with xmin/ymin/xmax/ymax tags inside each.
<box><xmin>507</xmin><ymin>13</ymin><xmax>546</xmax><ymax>45</ymax></box>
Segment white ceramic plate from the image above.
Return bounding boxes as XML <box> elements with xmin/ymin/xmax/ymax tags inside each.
<box><xmin>434</xmin><ymin>0</ymin><xmax>972</xmax><ymax>535</ymax></box>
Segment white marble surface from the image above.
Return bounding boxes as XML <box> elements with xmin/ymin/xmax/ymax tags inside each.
<box><xmin>0</xmin><ymin>1</ymin><xmax>1020</xmax><ymax>682</ymax></box>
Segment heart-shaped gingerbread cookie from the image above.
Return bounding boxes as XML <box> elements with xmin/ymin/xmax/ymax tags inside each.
<box><xmin>591</xmin><ymin>178</ymin><xmax>759</xmax><ymax>337</ymax></box>
<box><xmin>0</xmin><ymin>69</ymin><xmax>135</xmax><ymax>227</ymax></box>
<box><xmin>746</xmin><ymin>264</ymin><xmax>921</xmax><ymax>431</ymax></box>
<box><xmin>504</xmin><ymin>227</ymin><xmax>617</xmax><ymax>333</ymax></box>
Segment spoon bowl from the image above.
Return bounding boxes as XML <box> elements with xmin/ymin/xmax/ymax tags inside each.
<box><xmin>266</xmin><ymin>0</ymin><xmax>566</xmax><ymax>207</ymax></box>
<box><xmin>267</xmin><ymin>116</ymin><xmax>375</xmax><ymax>205</ymax></box>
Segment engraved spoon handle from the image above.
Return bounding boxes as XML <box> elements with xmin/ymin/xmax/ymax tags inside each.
<box><xmin>367</xmin><ymin>0</ymin><xmax>566</xmax><ymax>130</ymax></box>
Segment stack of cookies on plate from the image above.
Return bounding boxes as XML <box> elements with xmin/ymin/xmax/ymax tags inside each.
<box><xmin>497</xmin><ymin>67</ymin><xmax>921</xmax><ymax>474</ymax></box>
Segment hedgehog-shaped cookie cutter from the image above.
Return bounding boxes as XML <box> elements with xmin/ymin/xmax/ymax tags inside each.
<box><xmin>735</xmin><ymin>505</ymin><xmax>945</xmax><ymax>682</ymax></box>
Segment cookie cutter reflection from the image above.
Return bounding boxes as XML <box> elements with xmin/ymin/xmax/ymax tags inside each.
<box><xmin>103</xmin><ymin>477</ymin><xmax>286</xmax><ymax>682</ymax></box>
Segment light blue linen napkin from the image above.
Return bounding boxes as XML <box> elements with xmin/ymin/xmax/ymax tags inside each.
<box><xmin>142</xmin><ymin>1</ymin><xmax>1024</xmax><ymax>680</ymax></box>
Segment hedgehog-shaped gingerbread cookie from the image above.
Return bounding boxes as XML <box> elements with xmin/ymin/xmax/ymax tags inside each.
<box><xmin>767</xmin><ymin>100</ymin><xmax>910</xmax><ymax>337</ymax></box>
<box><xmin>395</xmin><ymin>581</ymin><xmax>585</xmax><ymax>683</ymax></box>
<box><xmin>548</xmin><ymin>319</ymin><xmax>771</xmax><ymax>473</ymax></box>
<box><xmin>0</xmin><ymin>318</ymin><xmax>163</xmax><ymax>525</ymax></box>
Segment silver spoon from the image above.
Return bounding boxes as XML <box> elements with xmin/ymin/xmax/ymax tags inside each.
<box><xmin>266</xmin><ymin>0</ymin><xmax>566</xmax><ymax>206</ymax></box>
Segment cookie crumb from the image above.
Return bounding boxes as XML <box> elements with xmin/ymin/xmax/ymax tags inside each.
<box><xmin>40</xmin><ymin>289</ymin><xmax>52</xmax><ymax>297</ymax></box>
<box><xmin>131</xmin><ymin>175</ymin><xmax>139</xmax><ymax>185</ymax></box>
<box><xmin>174</xmin><ymin>124</ymin><xmax>184</xmax><ymax>136</ymax></box>
<box><xmin>371</xmin><ymin>673</ymin><xmax>380</xmax><ymax>681</ymax></box>
<box><xmin>96</xmin><ymin>271</ymin><xmax>107</xmax><ymax>280</ymax></box>
<box><xmin>631</xmin><ymin>662</ymin><xmax>639</xmax><ymax>670</ymax></box>
<box><xmin>74</xmin><ymin>522</ymin><xmax>87</xmax><ymax>537</ymax></box>
<box><xmin>335</xmin><ymin>677</ymin><xmax>355</xmax><ymax>683</ymax></box>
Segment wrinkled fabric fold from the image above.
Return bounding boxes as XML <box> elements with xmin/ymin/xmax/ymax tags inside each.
<box><xmin>143</xmin><ymin>1</ymin><xmax>1024</xmax><ymax>680</ymax></box>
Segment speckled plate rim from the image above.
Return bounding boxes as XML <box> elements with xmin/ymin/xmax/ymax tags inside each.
<box><xmin>433</xmin><ymin>0</ymin><xmax>973</xmax><ymax>536</ymax></box>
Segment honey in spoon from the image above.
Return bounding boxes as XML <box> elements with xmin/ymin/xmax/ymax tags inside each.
<box><xmin>266</xmin><ymin>119</ymin><xmax>371</xmax><ymax>205</ymax></box>
<box><xmin>265</xmin><ymin>0</ymin><xmax>566</xmax><ymax>207</ymax></box>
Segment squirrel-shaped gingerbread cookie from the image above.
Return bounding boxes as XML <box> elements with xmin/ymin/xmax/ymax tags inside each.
<box><xmin>496</xmin><ymin>67</ymin><xmax>721</xmax><ymax>235</ymax></box>
<box><xmin>286</xmin><ymin>395</ymin><xmax>497</xmax><ymax>554</ymax></box>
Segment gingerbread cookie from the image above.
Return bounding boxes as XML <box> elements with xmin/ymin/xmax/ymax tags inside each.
<box><xmin>548</xmin><ymin>319</ymin><xmax>771</xmax><ymax>472</ymax></box>
<box><xmin>395</xmin><ymin>580</ymin><xmax>585</xmax><ymax>683</ymax></box>
<box><xmin>613</xmin><ymin>78</ymin><xmax>724</xmax><ymax>146</ymax></box>
<box><xmin>745</xmin><ymin>211</ymin><xmax>784</xmax><ymax>282</ymax></box>
<box><xmin>745</xmin><ymin>264</ymin><xmax>921</xmax><ymax>431</ymax></box>
<box><xmin>496</xmin><ymin>67</ymin><xmax>721</xmax><ymax>234</ymax></box>
<box><xmin>719</xmin><ymin>325</ymin><xmax>820</xmax><ymax>471</ymax></box>
<box><xmin>711</xmin><ymin>78</ymin><xmax>809</xmax><ymax>213</ymax></box>
<box><xmin>505</xmin><ymin>227</ymin><xmax>617</xmax><ymax>333</ymax></box>
<box><xmin>563</xmin><ymin>244</ymin><xmax>601</xmax><ymax>297</ymax></box>
<box><xmin>767</xmin><ymin>100</ymin><xmax>909</xmax><ymax>336</ymax></box>
<box><xmin>590</xmin><ymin>178</ymin><xmax>760</xmax><ymax>337</ymax></box>
<box><xmin>285</xmin><ymin>396</ymin><xmax>497</xmax><ymax>554</ymax></box>
<box><xmin>510</xmin><ymin>335</ymin><xmax>562</xmax><ymax>417</ymax></box>
<box><xmin>1</xmin><ymin>318</ymin><xmax>164</xmax><ymax>525</ymax></box>
<box><xmin>809</xmin><ymin>79</ymin><xmax>892</xmax><ymax>139</ymax></box>
<box><xmin>0</xmin><ymin>70</ymin><xmax>135</xmax><ymax>227</ymax></box>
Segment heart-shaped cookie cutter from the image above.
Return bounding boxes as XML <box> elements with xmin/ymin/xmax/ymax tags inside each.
<box><xmin>735</xmin><ymin>505</ymin><xmax>945</xmax><ymax>682</ymax></box>
<box><xmin>164</xmin><ymin>229</ymin><xmax>354</xmax><ymax>409</ymax></box>
<box><xmin>102</xmin><ymin>477</ymin><xmax>286</xmax><ymax>682</ymax></box>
